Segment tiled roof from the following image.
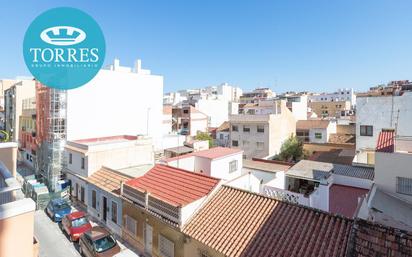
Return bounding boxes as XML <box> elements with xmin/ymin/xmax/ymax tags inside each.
<box><xmin>376</xmin><ymin>130</ymin><xmax>395</xmax><ymax>153</ymax></box>
<box><xmin>331</xmin><ymin>164</ymin><xmax>374</xmax><ymax>180</ymax></box>
<box><xmin>329</xmin><ymin>185</ymin><xmax>369</xmax><ymax>218</ymax></box>
<box><xmin>217</xmin><ymin>121</ymin><xmax>230</xmax><ymax>132</ymax></box>
<box><xmin>125</xmin><ymin>164</ymin><xmax>220</xmax><ymax>207</ymax></box>
<box><xmin>183</xmin><ymin>186</ymin><xmax>353</xmax><ymax>257</ymax></box>
<box><xmin>87</xmin><ymin>167</ymin><xmax>133</xmax><ymax>195</ymax></box>
<box><xmin>297</xmin><ymin>119</ymin><xmax>330</xmax><ymax>130</ymax></box>
<box><xmin>347</xmin><ymin>219</ymin><xmax>412</xmax><ymax>257</ymax></box>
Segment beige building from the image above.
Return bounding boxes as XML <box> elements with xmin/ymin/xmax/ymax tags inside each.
<box><xmin>0</xmin><ymin>143</ymin><xmax>37</xmax><ymax>257</ymax></box>
<box><xmin>172</xmin><ymin>105</ymin><xmax>208</xmax><ymax>136</ymax></box>
<box><xmin>308</xmin><ymin>100</ymin><xmax>351</xmax><ymax>118</ymax></box>
<box><xmin>0</xmin><ymin>142</ymin><xmax>17</xmax><ymax>177</ymax></box>
<box><xmin>121</xmin><ymin>164</ymin><xmax>220</xmax><ymax>257</ymax></box>
<box><xmin>4</xmin><ymin>79</ymin><xmax>36</xmax><ymax>142</ymax></box>
<box><xmin>229</xmin><ymin>100</ymin><xmax>296</xmax><ymax>159</ymax></box>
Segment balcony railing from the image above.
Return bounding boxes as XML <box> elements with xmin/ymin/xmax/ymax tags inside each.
<box><xmin>263</xmin><ymin>185</ymin><xmax>310</xmax><ymax>206</ymax></box>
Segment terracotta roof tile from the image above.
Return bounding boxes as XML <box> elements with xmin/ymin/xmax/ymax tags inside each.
<box><xmin>376</xmin><ymin>130</ymin><xmax>395</xmax><ymax>153</ymax></box>
<box><xmin>183</xmin><ymin>186</ymin><xmax>353</xmax><ymax>257</ymax></box>
<box><xmin>87</xmin><ymin>167</ymin><xmax>133</xmax><ymax>195</ymax></box>
<box><xmin>297</xmin><ymin>120</ymin><xmax>330</xmax><ymax>130</ymax></box>
<box><xmin>125</xmin><ymin>164</ymin><xmax>220</xmax><ymax>207</ymax></box>
<box><xmin>347</xmin><ymin>219</ymin><xmax>412</xmax><ymax>256</ymax></box>
<box><xmin>329</xmin><ymin>184</ymin><xmax>369</xmax><ymax>218</ymax></box>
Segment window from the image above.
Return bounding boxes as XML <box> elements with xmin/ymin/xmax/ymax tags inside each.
<box><xmin>360</xmin><ymin>125</ymin><xmax>373</xmax><ymax>136</ymax></box>
<box><xmin>397</xmin><ymin>177</ymin><xmax>412</xmax><ymax>195</ymax></box>
<box><xmin>183</xmin><ymin>109</ymin><xmax>189</xmax><ymax>114</ymax></box>
<box><xmin>125</xmin><ymin>215</ymin><xmax>137</xmax><ymax>235</ymax></box>
<box><xmin>315</xmin><ymin>133</ymin><xmax>322</xmax><ymax>139</ymax></box>
<box><xmin>92</xmin><ymin>190</ymin><xmax>97</xmax><ymax>209</ymax></box>
<box><xmin>242</xmin><ymin>140</ymin><xmax>249</xmax><ymax>146</ymax></box>
<box><xmin>219</xmin><ymin>134</ymin><xmax>223</xmax><ymax>140</ymax></box>
<box><xmin>229</xmin><ymin>160</ymin><xmax>238</xmax><ymax>173</ymax></box>
<box><xmin>69</xmin><ymin>153</ymin><xmax>72</xmax><ymax>164</ymax></box>
<box><xmin>256</xmin><ymin>142</ymin><xmax>264</xmax><ymax>150</ymax></box>
<box><xmin>183</xmin><ymin>122</ymin><xmax>189</xmax><ymax>129</ymax></box>
<box><xmin>159</xmin><ymin>234</ymin><xmax>175</xmax><ymax>257</ymax></box>
<box><xmin>81</xmin><ymin>157</ymin><xmax>85</xmax><ymax>169</ymax></box>
<box><xmin>232</xmin><ymin>125</ymin><xmax>238</xmax><ymax>132</ymax></box>
<box><xmin>257</xmin><ymin>125</ymin><xmax>264</xmax><ymax>133</ymax></box>
<box><xmin>232</xmin><ymin>140</ymin><xmax>238</xmax><ymax>147</ymax></box>
<box><xmin>243</xmin><ymin>126</ymin><xmax>250</xmax><ymax>132</ymax></box>
<box><xmin>111</xmin><ymin>201</ymin><xmax>118</xmax><ymax>224</ymax></box>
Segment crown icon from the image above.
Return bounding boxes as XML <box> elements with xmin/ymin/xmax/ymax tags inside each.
<box><xmin>40</xmin><ymin>26</ymin><xmax>86</xmax><ymax>46</ymax></box>
<box><xmin>47</xmin><ymin>28</ymin><xmax>80</xmax><ymax>42</ymax></box>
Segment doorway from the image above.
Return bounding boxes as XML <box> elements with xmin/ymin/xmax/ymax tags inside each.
<box><xmin>102</xmin><ymin>196</ymin><xmax>107</xmax><ymax>222</ymax></box>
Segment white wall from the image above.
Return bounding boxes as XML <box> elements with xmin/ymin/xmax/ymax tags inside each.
<box><xmin>331</xmin><ymin>174</ymin><xmax>372</xmax><ymax>189</ymax></box>
<box><xmin>66</xmin><ymin>64</ymin><xmax>164</xmax><ymax>148</ymax></box>
<box><xmin>356</xmin><ymin>92</ymin><xmax>412</xmax><ymax>153</ymax></box>
<box><xmin>309</xmin><ymin>128</ymin><xmax>328</xmax><ymax>144</ymax></box>
<box><xmin>167</xmin><ymin>156</ymin><xmax>195</xmax><ymax>171</ymax></box>
<box><xmin>375</xmin><ymin>152</ymin><xmax>412</xmax><ymax>202</ymax></box>
<box><xmin>210</xmin><ymin>153</ymin><xmax>243</xmax><ymax>181</ymax></box>
<box><xmin>226</xmin><ymin>173</ymin><xmax>262</xmax><ymax>193</ymax></box>
<box><xmin>196</xmin><ymin>99</ymin><xmax>230</xmax><ymax>128</ymax></box>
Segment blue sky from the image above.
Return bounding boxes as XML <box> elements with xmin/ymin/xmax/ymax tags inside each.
<box><xmin>1</xmin><ymin>1</ymin><xmax>412</xmax><ymax>93</ymax></box>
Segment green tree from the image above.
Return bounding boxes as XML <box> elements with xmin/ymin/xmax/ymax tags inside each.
<box><xmin>195</xmin><ymin>132</ymin><xmax>213</xmax><ymax>148</ymax></box>
<box><xmin>278</xmin><ymin>135</ymin><xmax>303</xmax><ymax>162</ymax></box>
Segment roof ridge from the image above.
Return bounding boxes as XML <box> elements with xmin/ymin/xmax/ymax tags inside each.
<box><xmin>156</xmin><ymin>164</ymin><xmax>220</xmax><ymax>181</ymax></box>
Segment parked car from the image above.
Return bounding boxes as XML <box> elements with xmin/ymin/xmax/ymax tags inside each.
<box><xmin>45</xmin><ymin>198</ymin><xmax>71</xmax><ymax>222</ymax></box>
<box><xmin>62</xmin><ymin>211</ymin><xmax>92</xmax><ymax>241</ymax></box>
<box><xmin>79</xmin><ymin>226</ymin><xmax>121</xmax><ymax>257</ymax></box>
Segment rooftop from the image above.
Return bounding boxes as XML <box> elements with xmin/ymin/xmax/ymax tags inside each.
<box><xmin>216</xmin><ymin>121</ymin><xmax>230</xmax><ymax>132</ymax></box>
<box><xmin>164</xmin><ymin>146</ymin><xmax>194</xmax><ymax>155</ymax></box>
<box><xmin>73</xmin><ymin>135</ymin><xmax>138</xmax><ymax>146</ymax></box>
<box><xmin>183</xmin><ymin>186</ymin><xmax>353</xmax><ymax>257</ymax></box>
<box><xmin>347</xmin><ymin>219</ymin><xmax>412</xmax><ymax>256</ymax></box>
<box><xmin>242</xmin><ymin>159</ymin><xmax>291</xmax><ymax>172</ymax></box>
<box><xmin>297</xmin><ymin>119</ymin><xmax>330</xmax><ymax>130</ymax></box>
<box><xmin>87</xmin><ymin>167</ymin><xmax>134</xmax><ymax>195</ymax></box>
<box><xmin>166</xmin><ymin>147</ymin><xmax>243</xmax><ymax>162</ymax></box>
<box><xmin>124</xmin><ymin>164</ymin><xmax>220</xmax><ymax>207</ymax></box>
<box><xmin>329</xmin><ymin>184</ymin><xmax>369</xmax><ymax>218</ymax></box>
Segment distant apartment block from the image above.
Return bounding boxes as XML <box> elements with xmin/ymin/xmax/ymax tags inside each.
<box><xmin>229</xmin><ymin>100</ymin><xmax>296</xmax><ymax>159</ymax></box>
<box><xmin>308</xmin><ymin>100</ymin><xmax>351</xmax><ymax>118</ymax></box>
<box><xmin>354</xmin><ymin>86</ymin><xmax>412</xmax><ymax>165</ymax></box>
<box><xmin>216</xmin><ymin>82</ymin><xmax>243</xmax><ymax>102</ymax></box>
<box><xmin>278</xmin><ymin>94</ymin><xmax>309</xmax><ymax>120</ymax></box>
<box><xmin>172</xmin><ymin>105</ymin><xmax>208</xmax><ymax>136</ymax></box>
<box><xmin>239</xmin><ymin>87</ymin><xmax>275</xmax><ymax>104</ymax></box>
<box><xmin>309</xmin><ymin>88</ymin><xmax>356</xmax><ymax>106</ymax></box>
<box><xmin>4</xmin><ymin>79</ymin><xmax>35</xmax><ymax>142</ymax></box>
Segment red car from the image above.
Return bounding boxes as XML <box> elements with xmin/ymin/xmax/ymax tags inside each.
<box><xmin>61</xmin><ymin>211</ymin><xmax>92</xmax><ymax>241</ymax></box>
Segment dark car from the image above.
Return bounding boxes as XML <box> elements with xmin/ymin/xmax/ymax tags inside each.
<box><xmin>46</xmin><ymin>198</ymin><xmax>71</xmax><ymax>222</ymax></box>
<box><xmin>62</xmin><ymin>211</ymin><xmax>92</xmax><ymax>241</ymax></box>
<box><xmin>79</xmin><ymin>226</ymin><xmax>121</xmax><ymax>257</ymax></box>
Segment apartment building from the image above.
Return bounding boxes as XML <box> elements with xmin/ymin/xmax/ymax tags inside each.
<box><xmin>309</xmin><ymin>88</ymin><xmax>356</xmax><ymax>106</ymax></box>
<box><xmin>4</xmin><ymin>79</ymin><xmax>35</xmax><ymax>142</ymax></box>
<box><xmin>195</xmin><ymin>98</ymin><xmax>233</xmax><ymax>128</ymax></box>
<box><xmin>0</xmin><ymin>79</ymin><xmax>17</xmax><ymax>128</ymax></box>
<box><xmin>216</xmin><ymin>82</ymin><xmax>243</xmax><ymax>102</ymax></box>
<box><xmin>162</xmin><ymin>105</ymin><xmax>173</xmax><ymax>135</ymax></box>
<box><xmin>354</xmin><ymin>87</ymin><xmax>412</xmax><ymax>165</ymax></box>
<box><xmin>19</xmin><ymin>97</ymin><xmax>37</xmax><ymax>168</ymax></box>
<box><xmin>308</xmin><ymin>100</ymin><xmax>351</xmax><ymax>118</ymax></box>
<box><xmin>215</xmin><ymin>121</ymin><xmax>230</xmax><ymax>147</ymax></box>
<box><xmin>239</xmin><ymin>87</ymin><xmax>275</xmax><ymax>104</ymax></box>
<box><xmin>172</xmin><ymin>105</ymin><xmax>208</xmax><ymax>136</ymax></box>
<box><xmin>66</xmin><ymin>59</ymin><xmax>164</xmax><ymax>149</ymax></box>
<box><xmin>278</xmin><ymin>93</ymin><xmax>309</xmax><ymax>120</ymax></box>
<box><xmin>0</xmin><ymin>143</ymin><xmax>37</xmax><ymax>257</ymax></box>
<box><xmin>229</xmin><ymin>100</ymin><xmax>296</xmax><ymax>159</ymax></box>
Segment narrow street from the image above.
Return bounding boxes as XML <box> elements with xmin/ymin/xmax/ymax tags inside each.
<box><xmin>34</xmin><ymin>210</ymin><xmax>81</xmax><ymax>257</ymax></box>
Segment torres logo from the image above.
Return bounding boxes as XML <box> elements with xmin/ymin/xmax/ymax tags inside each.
<box><xmin>23</xmin><ymin>7</ymin><xmax>106</xmax><ymax>90</ymax></box>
